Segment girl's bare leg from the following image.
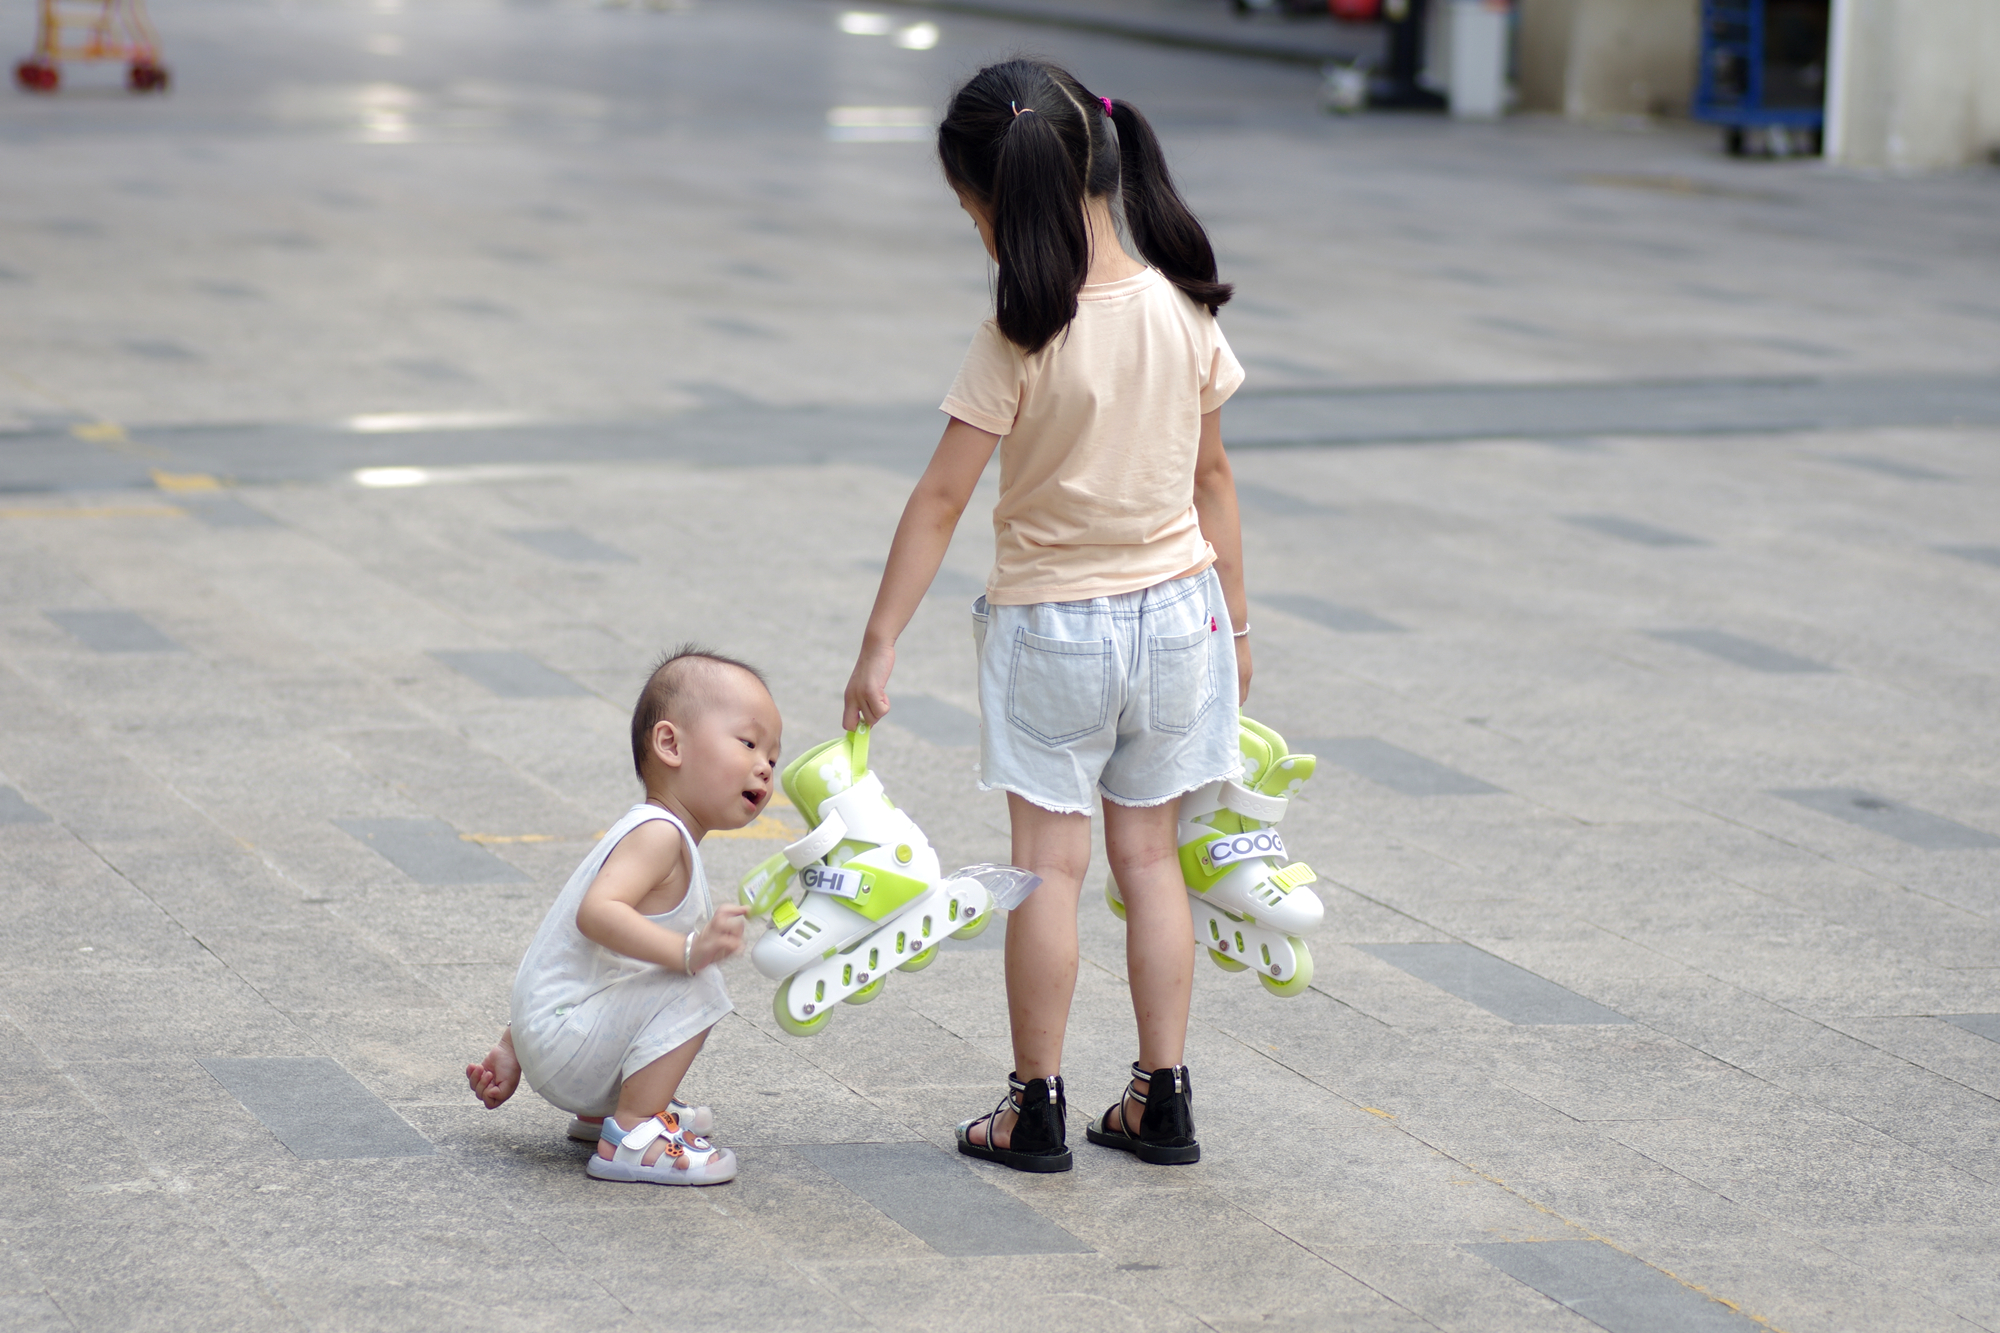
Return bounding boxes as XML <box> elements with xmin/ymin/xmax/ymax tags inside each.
<box><xmin>962</xmin><ymin>793</ymin><xmax>1091</xmax><ymax>1150</ymax></box>
<box><xmin>1101</xmin><ymin>797</ymin><xmax>1194</xmax><ymax>1130</ymax></box>
<box><xmin>597</xmin><ymin>1027</ymin><xmax>710</xmax><ymax>1167</ymax></box>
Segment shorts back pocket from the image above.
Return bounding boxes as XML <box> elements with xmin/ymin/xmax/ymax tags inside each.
<box><xmin>1008</xmin><ymin>628</ymin><xmax>1112</xmax><ymax>746</ymax></box>
<box><xmin>1148</xmin><ymin>626</ymin><xmax>1218</xmax><ymax>735</ymax></box>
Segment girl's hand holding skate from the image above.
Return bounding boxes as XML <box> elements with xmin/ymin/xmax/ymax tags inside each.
<box><xmin>844</xmin><ymin>640</ymin><xmax>896</xmax><ymax>730</ymax></box>
<box><xmin>689</xmin><ymin>903</ymin><xmax>750</xmax><ymax>971</ymax></box>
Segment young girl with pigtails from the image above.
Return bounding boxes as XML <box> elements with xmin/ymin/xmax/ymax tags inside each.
<box><xmin>844</xmin><ymin>58</ymin><xmax>1250</xmax><ymax>1172</ymax></box>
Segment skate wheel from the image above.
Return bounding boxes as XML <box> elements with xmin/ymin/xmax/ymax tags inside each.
<box><xmin>1257</xmin><ymin>941</ymin><xmax>1314</xmax><ymax>998</ymax></box>
<box><xmin>1207</xmin><ymin>946</ymin><xmax>1249</xmax><ymax>974</ymax></box>
<box><xmin>1103</xmin><ymin>876</ymin><xmax>1126</xmax><ymax>921</ymax></box>
<box><xmin>897</xmin><ymin>945</ymin><xmax>937</xmax><ymax>973</ymax></box>
<box><xmin>949</xmin><ymin>906</ymin><xmax>989</xmax><ymax>941</ymax></box>
<box><xmin>772</xmin><ymin>975</ymin><xmax>833</xmax><ymax>1037</ymax></box>
<box><xmin>843</xmin><ymin>975</ymin><xmax>886</xmax><ymax>1005</ymax></box>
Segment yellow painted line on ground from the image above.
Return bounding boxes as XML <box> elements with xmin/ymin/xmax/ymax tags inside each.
<box><xmin>460</xmin><ymin>833</ymin><xmax>559</xmax><ymax>845</ymax></box>
<box><xmin>66</xmin><ymin>419</ymin><xmax>168</xmax><ymax>459</ymax></box>
<box><xmin>1362</xmin><ymin>1106</ymin><xmax>1396</xmax><ymax>1119</ymax></box>
<box><xmin>0</xmin><ymin>504</ymin><xmax>185</xmax><ymax>519</ymax></box>
<box><xmin>151</xmin><ymin>469</ymin><xmax>224</xmax><ymax>493</ymax></box>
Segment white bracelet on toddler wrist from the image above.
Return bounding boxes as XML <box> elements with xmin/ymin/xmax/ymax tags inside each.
<box><xmin>1232</xmin><ymin>623</ymin><xmax>1251</xmax><ymax>638</ymax></box>
<box><xmin>683</xmin><ymin>929</ymin><xmax>697</xmax><ymax>975</ymax></box>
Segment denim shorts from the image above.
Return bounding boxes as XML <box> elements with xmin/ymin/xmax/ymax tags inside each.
<box><xmin>972</xmin><ymin>569</ymin><xmax>1241</xmax><ymax>814</ymax></box>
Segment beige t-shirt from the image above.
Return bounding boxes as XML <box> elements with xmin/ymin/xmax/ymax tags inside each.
<box><xmin>941</xmin><ymin>267</ymin><xmax>1245</xmax><ymax>606</ymax></box>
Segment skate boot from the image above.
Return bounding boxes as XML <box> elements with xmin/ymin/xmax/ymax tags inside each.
<box><xmin>1106</xmin><ymin>716</ymin><xmax>1321</xmax><ymax>997</ymax></box>
<box><xmin>740</xmin><ymin>725</ymin><xmax>994</xmax><ymax>1036</ymax></box>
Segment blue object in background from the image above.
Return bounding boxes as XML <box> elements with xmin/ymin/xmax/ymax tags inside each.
<box><xmin>1694</xmin><ymin>0</ymin><xmax>1829</xmax><ymax>154</ymax></box>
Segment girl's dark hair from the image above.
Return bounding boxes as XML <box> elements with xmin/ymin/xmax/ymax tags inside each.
<box><xmin>937</xmin><ymin>59</ymin><xmax>1231</xmax><ymax>353</ymax></box>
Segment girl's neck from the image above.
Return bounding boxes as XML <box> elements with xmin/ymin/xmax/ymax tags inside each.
<box><xmin>1083</xmin><ymin>195</ymin><xmax>1145</xmax><ymax>286</ymax></box>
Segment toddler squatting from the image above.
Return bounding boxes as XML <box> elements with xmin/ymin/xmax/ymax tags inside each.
<box><xmin>465</xmin><ymin>648</ymin><xmax>774</xmax><ymax>1186</ymax></box>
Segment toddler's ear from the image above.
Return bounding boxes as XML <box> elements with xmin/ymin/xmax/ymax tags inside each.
<box><xmin>651</xmin><ymin>718</ymin><xmax>684</xmax><ymax>769</ymax></box>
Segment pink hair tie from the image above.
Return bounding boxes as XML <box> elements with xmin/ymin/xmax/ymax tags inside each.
<box><xmin>1099</xmin><ymin>96</ymin><xmax>1113</xmax><ymax>115</ymax></box>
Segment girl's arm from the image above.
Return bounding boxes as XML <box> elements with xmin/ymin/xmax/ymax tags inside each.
<box><xmin>845</xmin><ymin>417</ymin><xmax>1003</xmax><ymax>729</ymax></box>
<box><xmin>1191</xmin><ymin>407</ymin><xmax>1252</xmax><ymax>704</ymax></box>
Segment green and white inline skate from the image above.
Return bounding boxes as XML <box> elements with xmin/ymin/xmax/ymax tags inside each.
<box><xmin>1106</xmin><ymin>717</ymin><xmax>1321</xmax><ymax>997</ymax></box>
<box><xmin>740</xmin><ymin>725</ymin><xmax>1016</xmax><ymax>1036</ymax></box>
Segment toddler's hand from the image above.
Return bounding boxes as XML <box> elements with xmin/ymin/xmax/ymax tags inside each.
<box><xmin>466</xmin><ymin>1031</ymin><xmax>521</xmax><ymax>1110</ymax></box>
<box><xmin>693</xmin><ymin>903</ymin><xmax>750</xmax><ymax>970</ymax></box>
<box><xmin>844</xmin><ymin>640</ymin><xmax>896</xmax><ymax>731</ymax></box>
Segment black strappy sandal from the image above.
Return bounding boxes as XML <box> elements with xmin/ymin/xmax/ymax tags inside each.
<box><xmin>1085</xmin><ymin>1062</ymin><xmax>1200</xmax><ymax>1165</ymax></box>
<box><xmin>956</xmin><ymin>1072</ymin><xmax>1073</xmax><ymax>1173</ymax></box>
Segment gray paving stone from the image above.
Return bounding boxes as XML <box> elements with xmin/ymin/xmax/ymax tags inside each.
<box><xmin>43</xmin><ymin>609</ymin><xmax>181</xmax><ymax>653</ymax></box>
<box><xmin>198</xmin><ymin>1056</ymin><xmax>433</xmax><ymax>1159</ymax></box>
<box><xmin>1466</xmin><ymin>1240</ymin><xmax>1759</xmax><ymax>1332</ymax></box>
<box><xmin>1939</xmin><ymin>1014</ymin><xmax>2000</xmax><ymax>1044</ymax></box>
<box><xmin>1357</xmin><ymin>944</ymin><xmax>1633</xmax><ymax>1025</ymax></box>
<box><xmin>1258</xmin><ymin>591</ymin><xmax>1404</xmax><ymax>633</ymax></box>
<box><xmin>0</xmin><ymin>785</ymin><xmax>50</xmax><ymax>824</ymax></box>
<box><xmin>334</xmin><ymin>817</ymin><xmax>531</xmax><ymax>884</ymax></box>
<box><xmin>181</xmin><ymin>495</ymin><xmax>283</xmax><ymax>529</ymax></box>
<box><xmin>429</xmin><ymin>650</ymin><xmax>589</xmax><ymax>699</ymax></box>
<box><xmin>1939</xmin><ymin>545</ymin><xmax>2000</xmax><ymax>569</ymax></box>
<box><xmin>1562</xmin><ymin>514</ymin><xmax>1708</xmax><ymax>548</ymax></box>
<box><xmin>1825</xmin><ymin>453</ymin><xmax>1954</xmax><ymax>482</ymax></box>
<box><xmin>504</xmin><ymin>527</ymin><xmax>632</xmax><ymax>562</ymax></box>
<box><xmin>1646</xmin><ymin>629</ymin><xmax>1833</xmax><ymax>674</ymax></box>
<box><xmin>794</xmin><ymin>1141</ymin><xmax>1090</xmax><ymax>1257</ymax></box>
<box><xmin>1311</xmin><ymin>738</ymin><xmax>1500</xmax><ymax>796</ymax></box>
<box><xmin>886</xmin><ymin>691</ymin><xmax>981</xmax><ymax>748</ymax></box>
<box><xmin>1770</xmin><ymin>788</ymin><xmax>2000</xmax><ymax>850</ymax></box>
<box><xmin>1233</xmin><ymin>480</ymin><xmax>1336</xmax><ymax>516</ymax></box>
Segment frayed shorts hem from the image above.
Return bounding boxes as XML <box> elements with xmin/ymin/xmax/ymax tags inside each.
<box><xmin>975</xmin><ymin>779</ymin><xmax>1095</xmax><ymax>817</ymax></box>
<box><xmin>1099</xmin><ymin>765</ymin><xmax>1242</xmax><ymax>810</ymax></box>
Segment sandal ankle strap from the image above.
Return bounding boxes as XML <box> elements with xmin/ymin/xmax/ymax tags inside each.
<box><xmin>1008</xmin><ymin>1071</ymin><xmax>1063</xmax><ymax>1107</ymax></box>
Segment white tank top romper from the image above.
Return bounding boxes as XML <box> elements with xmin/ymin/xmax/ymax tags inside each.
<box><xmin>509</xmin><ymin>803</ymin><xmax>734</xmax><ymax>1117</ymax></box>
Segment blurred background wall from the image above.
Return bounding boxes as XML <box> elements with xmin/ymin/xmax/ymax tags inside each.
<box><xmin>1517</xmin><ymin>0</ymin><xmax>1700</xmax><ymax>119</ymax></box>
<box><xmin>1827</xmin><ymin>0</ymin><xmax>2000</xmax><ymax>170</ymax></box>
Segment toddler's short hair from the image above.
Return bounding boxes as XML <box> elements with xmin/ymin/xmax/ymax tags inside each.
<box><xmin>630</xmin><ymin>643</ymin><xmax>770</xmax><ymax>781</ymax></box>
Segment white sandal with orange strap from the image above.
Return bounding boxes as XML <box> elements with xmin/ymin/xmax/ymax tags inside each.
<box><xmin>585</xmin><ymin>1112</ymin><xmax>737</xmax><ymax>1186</ymax></box>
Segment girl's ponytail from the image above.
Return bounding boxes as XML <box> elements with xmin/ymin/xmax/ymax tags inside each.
<box><xmin>938</xmin><ymin>59</ymin><xmax>1223</xmax><ymax>350</ymax></box>
<box><xmin>1108</xmin><ymin>100</ymin><xmax>1233</xmax><ymax>314</ymax></box>
<box><xmin>989</xmin><ymin>107</ymin><xmax>1089</xmax><ymax>355</ymax></box>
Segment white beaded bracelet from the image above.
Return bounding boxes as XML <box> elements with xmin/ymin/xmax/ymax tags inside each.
<box><xmin>1232</xmin><ymin>624</ymin><xmax>1251</xmax><ymax>638</ymax></box>
<box><xmin>683</xmin><ymin>929</ymin><xmax>697</xmax><ymax>975</ymax></box>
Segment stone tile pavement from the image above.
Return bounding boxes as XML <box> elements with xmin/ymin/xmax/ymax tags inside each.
<box><xmin>3</xmin><ymin>0</ymin><xmax>1999</xmax><ymax>1329</ymax></box>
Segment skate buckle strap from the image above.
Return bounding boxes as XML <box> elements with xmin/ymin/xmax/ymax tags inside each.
<box><xmin>1219</xmin><ymin>781</ymin><xmax>1288</xmax><ymax>823</ymax></box>
<box><xmin>1202</xmin><ymin>829</ymin><xmax>1287</xmax><ymax>870</ymax></box>
<box><xmin>783</xmin><ymin>812</ymin><xmax>848</xmax><ymax>869</ymax></box>
<box><xmin>1270</xmin><ymin>862</ymin><xmax>1318</xmax><ymax>890</ymax></box>
<box><xmin>797</xmin><ymin>864</ymin><xmax>865</xmax><ymax>900</ymax></box>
